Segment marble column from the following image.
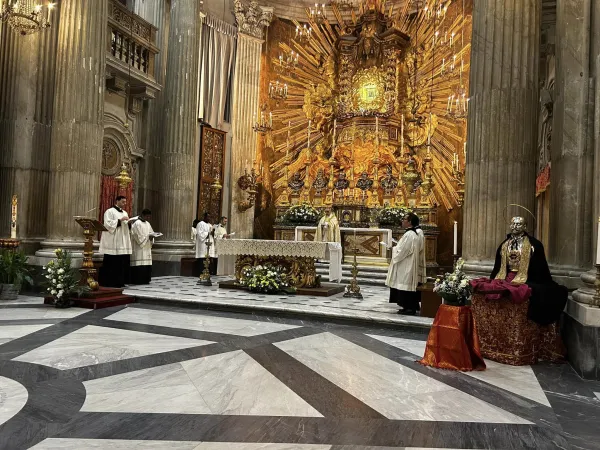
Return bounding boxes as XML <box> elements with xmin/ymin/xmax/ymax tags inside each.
<box><xmin>0</xmin><ymin>14</ymin><xmax>59</xmax><ymax>251</ymax></box>
<box><xmin>153</xmin><ymin>0</ymin><xmax>199</xmax><ymax>266</ymax></box>
<box><xmin>38</xmin><ymin>0</ymin><xmax>107</xmax><ymax>254</ymax></box>
<box><xmin>462</xmin><ymin>0</ymin><xmax>540</xmax><ymax>276</ymax></box>
<box><xmin>547</xmin><ymin>0</ymin><xmax>595</xmax><ymax>289</ymax></box>
<box><xmin>135</xmin><ymin>0</ymin><xmax>168</xmax><ymax>211</ymax></box>
<box><xmin>228</xmin><ymin>0</ymin><xmax>272</xmax><ymax>240</ymax></box>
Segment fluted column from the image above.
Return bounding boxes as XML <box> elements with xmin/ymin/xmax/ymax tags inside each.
<box><xmin>0</xmin><ymin>14</ymin><xmax>59</xmax><ymax>250</ymax></box>
<box><xmin>228</xmin><ymin>0</ymin><xmax>272</xmax><ymax>239</ymax></box>
<box><xmin>154</xmin><ymin>0</ymin><xmax>199</xmax><ymax>248</ymax></box>
<box><xmin>462</xmin><ymin>0</ymin><xmax>540</xmax><ymax>275</ymax></box>
<box><xmin>42</xmin><ymin>0</ymin><xmax>108</xmax><ymax>248</ymax></box>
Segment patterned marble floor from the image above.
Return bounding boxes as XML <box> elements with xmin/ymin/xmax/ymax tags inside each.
<box><xmin>1</xmin><ymin>301</ymin><xmax>600</xmax><ymax>449</ymax></box>
<box><xmin>124</xmin><ymin>276</ymin><xmax>434</xmax><ymax>328</ymax></box>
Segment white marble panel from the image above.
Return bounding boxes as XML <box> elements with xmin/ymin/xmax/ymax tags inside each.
<box><xmin>276</xmin><ymin>333</ymin><xmax>531</xmax><ymax>424</ymax></box>
<box><xmin>30</xmin><ymin>439</ymin><xmax>201</xmax><ymax>449</ymax></box>
<box><xmin>14</xmin><ymin>325</ymin><xmax>212</xmax><ymax>370</ymax></box>
<box><xmin>82</xmin><ymin>350</ymin><xmax>322</xmax><ymax>417</ymax></box>
<box><xmin>368</xmin><ymin>334</ymin><xmax>550</xmax><ymax>407</ymax></box>
<box><xmin>0</xmin><ymin>324</ymin><xmax>54</xmax><ymax>344</ymax></box>
<box><xmin>0</xmin><ymin>307</ymin><xmax>86</xmax><ymax>321</ymax></box>
<box><xmin>0</xmin><ymin>376</ymin><xmax>28</xmax><ymax>425</ymax></box>
<box><xmin>105</xmin><ymin>307</ymin><xmax>299</xmax><ymax>337</ymax></box>
<box><xmin>196</xmin><ymin>444</ymin><xmax>331</xmax><ymax>450</ymax></box>
<box><xmin>0</xmin><ymin>295</ymin><xmax>43</xmax><ymax>305</ymax></box>
<box><xmin>595</xmin><ymin>392</ymin><xmax>600</xmax><ymax>401</ymax></box>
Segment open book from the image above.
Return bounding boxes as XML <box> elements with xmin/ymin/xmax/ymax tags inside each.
<box><xmin>379</xmin><ymin>238</ymin><xmax>398</xmax><ymax>248</ymax></box>
<box><xmin>150</xmin><ymin>232</ymin><xmax>163</xmax><ymax>238</ymax></box>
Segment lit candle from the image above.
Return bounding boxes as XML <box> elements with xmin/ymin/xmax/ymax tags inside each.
<box><xmin>10</xmin><ymin>195</ymin><xmax>17</xmax><ymax>240</ymax></box>
<box><xmin>453</xmin><ymin>221</ymin><xmax>458</xmax><ymax>255</ymax></box>
<box><xmin>596</xmin><ymin>217</ymin><xmax>600</xmax><ymax>265</ymax></box>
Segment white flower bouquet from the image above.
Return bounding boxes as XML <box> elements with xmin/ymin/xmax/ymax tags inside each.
<box><xmin>282</xmin><ymin>204</ymin><xmax>320</xmax><ymax>224</ymax></box>
<box><xmin>240</xmin><ymin>264</ymin><xmax>289</xmax><ymax>294</ymax></box>
<box><xmin>43</xmin><ymin>249</ymin><xmax>87</xmax><ymax>308</ymax></box>
<box><xmin>378</xmin><ymin>207</ymin><xmax>413</xmax><ymax>226</ymax></box>
<box><xmin>433</xmin><ymin>258</ymin><xmax>471</xmax><ymax>306</ymax></box>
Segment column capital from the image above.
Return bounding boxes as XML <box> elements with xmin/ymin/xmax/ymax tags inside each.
<box><xmin>233</xmin><ymin>0</ymin><xmax>272</xmax><ymax>40</ymax></box>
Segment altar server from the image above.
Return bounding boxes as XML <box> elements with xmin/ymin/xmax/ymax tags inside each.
<box><xmin>386</xmin><ymin>213</ymin><xmax>426</xmax><ymax>315</ymax></box>
<box><xmin>211</xmin><ymin>216</ymin><xmax>231</xmax><ymax>275</ymax></box>
<box><xmin>99</xmin><ymin>196</ymin><xmax>132</xmax><ymax>288</ymax></box>
<box><xmin>130</xmin><ymin>209</ymin><xmax>154</xmax><ymax>285</ymax></box>
<box><xmin>195</xmin><ymin>212</ymin><xmax>214</xmax><ymax>272</ymax></box>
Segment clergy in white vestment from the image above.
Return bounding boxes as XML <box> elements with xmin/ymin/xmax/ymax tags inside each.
<box><xmin>212</xmin><ymin>216</ymin><xmax>231</xmax><ymax>275</ymax></box>
<box><xmin>99</xmin><ymin>195</ymin><xmax>132</xmax><ymax>288</ymax></box>
<box><xmin>195</xmin><ymin>212</ymin><xmax>214</xmax><ymax>273</ymax></box>
<box><xmin>129</xmin><ymin>209</ymin><xmax>154</xmax><ymax>285</ymax></box>
<box><xmin>314</xmin><ymin>207</ymin><xmax>341</xmax><ymax>243</ymax></box>
<box><xmin>385</xmin><ymin>212</ymin><xmax>426</xmax><ymax>315</ymax></box>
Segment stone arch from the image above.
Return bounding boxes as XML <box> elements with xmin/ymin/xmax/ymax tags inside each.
<box><xmin>102</xmin><ymin>112</ymin><xmax>142</xmax><ymax>175</ymax></box>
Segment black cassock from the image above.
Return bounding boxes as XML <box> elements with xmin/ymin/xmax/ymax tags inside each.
<box><xmin>490</xmin><ymin>233</ymin><xmax>568</xmax><ymax>326</ymax></box>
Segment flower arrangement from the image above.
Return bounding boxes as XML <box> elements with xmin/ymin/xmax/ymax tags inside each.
<box><xmin>433</xmin><ymin>258</ymin><xmax>471</xmax><ymax>306</ymax></box>
<box><xmin>240</xmin><ymin>264</ymin><xmax>289</xmax><ymax>294</ymax></box>
<box><xmin>43</xmin><ymin>249</ymin><xmax>87</xmax><ymax>308</ymax></box>
<box><xmin>378</xmin><ymin>207</ymin><xmax>413</xmax><ymax>226</ymax></box>
<box><xmin>282</xmin><ymin>204</ymin><xmax>320</xmax><ymax>225</ymax></box>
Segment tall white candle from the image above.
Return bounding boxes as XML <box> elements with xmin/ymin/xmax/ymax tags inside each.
<box><xmin>10</xmin><ymin>195</ymin><xmax>17</xmax><ymax>239</ymax></box>
<box><xmin>453</xmin><ymin>220</ymin><xmax>458</xmax><ymax>255</ymax></box>
<box><xmin>307</xmin><ymin>120</ymin><xmax>311</xmax><ymax>149</ymax></box>
<box><xmin>333</xmin><ymin>119</ymin><xmax>336</xmax><ymax>144</ymax></box>
<box><xmin>400</xmin><ymin>114</ymin><xmax>404</xmax><ymax>152</ymax></box>
<box><xmin>596</xmin><ymin>217</ymin><xmax>600</xmax><ymax>265</ymax></box>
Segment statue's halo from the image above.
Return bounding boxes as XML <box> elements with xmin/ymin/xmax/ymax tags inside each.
<box><xmin>502</xmin><ymin>203</ymin><xmax>537</xmax><ymax>226</ymax></box>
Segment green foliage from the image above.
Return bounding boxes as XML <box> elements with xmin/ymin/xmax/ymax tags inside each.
<box><xmin>43</xmin><ymin>249</ymin><xmax>88</xmax><ymax>308</ymax></box>
<box><xmin>240</xmin><ymin>265</ymin><xmax>289</xmax><ymax>294</ymax></box>
<box><xmin>282</xmin><ymin>204</ymin><xmax>321</xmax><ymax>224</ymax></box>
<box><xmin>0</xmin><ymin>249</ymin><xmax>33</xmax><ymax>288</ymax></box>
<box><xmin>378</xmin><ymin>207</ymin><xmax>413</xmax><ymax>226</ymax></box>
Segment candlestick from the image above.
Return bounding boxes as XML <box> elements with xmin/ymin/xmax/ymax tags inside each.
<box><xmin>10</xmin><ymin>194</ymin><xmax>17</xmax><ymax>240</ymax></box>
<box><xmin>596</xmin><ymin>217</ymin><xmax>600</xmax><ymax>265</ymax></box>
<box><xmin>375</xmin><ymin>116</ymin><xmax>379</xmax><ymax>141</ymax></box>
<box><xmin>453</xmin><ymin>221</ymin><xmax>458</xmax><ymax>255</ymax></box>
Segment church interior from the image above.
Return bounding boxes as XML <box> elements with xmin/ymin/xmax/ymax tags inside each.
<box><xmin>1</xmin><ymin>0</ymin><xmax>600</xmax><ymax>448</ymax></box>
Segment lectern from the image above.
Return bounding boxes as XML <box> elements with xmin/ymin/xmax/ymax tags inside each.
<box><xmin>74</xmin><ymin>216</ymin><xmax>107</xmax><ymax>291</ymax></box>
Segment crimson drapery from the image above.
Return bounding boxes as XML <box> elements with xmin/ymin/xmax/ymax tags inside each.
<box><xmin>98</xmin><ymin>175</ymin><xmax>133</xmax><ymax>238</ymax></box>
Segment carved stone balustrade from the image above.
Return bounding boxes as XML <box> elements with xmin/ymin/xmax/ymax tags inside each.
<box><xmin>106</xmin><ymin>0</ymin><xmax>162</xmax><ymax>110</ymax></box>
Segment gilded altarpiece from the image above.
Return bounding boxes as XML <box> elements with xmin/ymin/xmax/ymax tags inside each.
<box><xmin>197</xmin><ymin>126</ymin><xmax>226</xmax><ymax>221</ymax></box>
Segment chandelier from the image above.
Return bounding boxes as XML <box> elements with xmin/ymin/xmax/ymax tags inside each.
<box><xmin>252</xmin><ymin>105</ymin><xmax>273</xmax><ymax>134</ymax></box>
<box><xmin>309</xmin><ymin>3</ymin><xmax>326</xmax><ymax>24</ymax></box>
<box><xmin>0</xmin><ymin>0</ymin><xmax>55</xmax><ymax>36</ymax></box>
<box><xmin>268</xmin><ymin>79</ymin><xmax>288</xmax><ymax>102</ymax></box>
<box><xmin>295</xmin><ymin>24</ymin><xmax>311</xmax><ymax>44</ymax></box>
<box><xmin>276</xmin><ymin>50</ymin><xmax>298</xmax><ymax>76</ymax></box>
<box><xmin>330</xmin><ymin>0</ymin><xmax>354</xmax><ymax>11</ymax></box>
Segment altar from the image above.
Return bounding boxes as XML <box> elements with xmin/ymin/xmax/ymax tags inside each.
<box><xmin>216</xmin><ymin>239</ymin><xmax>342</xmax><ymax>288</ymax></box>
<box><xmin>295</xmin><ymin>226</ymin><xmax>392</xmax><ymax>265</ymax></box>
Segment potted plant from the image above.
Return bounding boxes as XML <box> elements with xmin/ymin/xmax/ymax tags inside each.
<box><xmin>0</xmin><ymin>249</ymin><xmax>33</xmax><ymax>301</ymax></box>
<box><xmin>433</xmin><ymin>258</ymin><xmax>472</xmax><ymax>306</ymax></box>
<box><xmin>239</xmin><ymin>264</ymin><xmax>291</xmax><ymax>294</ymax></box>
<box><xmin>43</xmin><ymin>249</ymin><xmax>88</xmax><ymax>308</ymax></box>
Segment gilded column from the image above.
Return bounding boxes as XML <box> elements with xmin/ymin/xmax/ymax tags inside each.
<box><xmin>228</xmin><ymin>0</ymin><xmax>272</xmax><ymax>239</ymax></box>
<box><xmin>42</xmin><ymin>0</ymin><xmax>108</xmax><ymax>248</ymax></box>
<box><xmin>462</xmin><ymin>0</ymin><xmax>540</xmax><ymax>275</ymax></box>
<box><xmin>0</xmin><ymin>15</ymin><xmax>59</xmax><ymax>249</ymax></box>
<box><xmin>153</xmin><ymin>0</ymin><xmax>199</xmax><ymax>259</ymax></box>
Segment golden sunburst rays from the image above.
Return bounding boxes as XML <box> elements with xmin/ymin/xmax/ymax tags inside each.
<box><xmin>264</xmin><ymin>0</ymin><xmax>471</xmax><ymax>210</ymax></box>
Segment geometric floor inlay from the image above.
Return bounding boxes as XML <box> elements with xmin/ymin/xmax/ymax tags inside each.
<box><xmin>0</xmin><ymin>323</ymin><xmax>54</xmax><ymax>344</ymax></box>
<box><xmin>368</xmin><ymin>334</ymin><xmax>551</xmax><ymax>407</ymax></box>
<box><xmin>82</xmin><ymin>350</ymin><xmax>323</xmax><ymax>417</ymax></box>
<box><xmin>13</xmin><ymin>325</ymin><xmax>213</xmax><ymax>370</ymax></box>
<box><xmin>0</xmin><ymin>375</ymin><xmax>28</xmax><ymax>425</ymax></box>
<box><xmin>278</xmin><ymin>332</ymin><xmax>532</xmax><ymax>423</ymax></box>
<box><xmin>30</xmin><ymin>441</ymin><xmax>334</xmax><ymax>449</ymax></box>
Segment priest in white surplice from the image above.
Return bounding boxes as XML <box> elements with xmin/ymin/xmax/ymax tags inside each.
<box><xmin>386</xmin><ymin>212</ymin><xmax>426</xmax><ymax>315</ymax></box>
<box><xmin>195</xmin><ymin>212</ymin><xmax>214</xmax><ymax>274</ymax></box>
<box><xmin>99</xmin><ymin>195</ymin><xmax>132</xmax><ymax>288</ymax></box>
<box><xmin>314</xmin><ymin>207</ymin><xmax>341</xmax><ymax>243</ymax></box>
<box><xmin>212</xmin><ymin>216</ymin><xmax>231</xmax><ymax>275</ymax></box>
<box><xmin>129</xmin><ymin>209</ymin><xmax>154</xmax><ymax>285</ymax></box>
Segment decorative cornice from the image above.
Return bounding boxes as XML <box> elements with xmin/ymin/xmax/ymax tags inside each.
<box><xmin>233</xmin><ymin>0</ymin><xmax>272</xmax><ymax>39</ymax></box>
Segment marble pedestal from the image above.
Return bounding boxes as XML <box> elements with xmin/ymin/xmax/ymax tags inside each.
<box><xmin>563</xmin><ymin>300</ymin><xmax>600</xmax><ymax>380</ymax></box>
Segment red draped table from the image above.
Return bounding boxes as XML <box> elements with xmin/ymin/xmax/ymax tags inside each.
<box><xmin>419</xmin><ymin>304</ymin><xmax>486</xmax><ymax>372</ymax></box>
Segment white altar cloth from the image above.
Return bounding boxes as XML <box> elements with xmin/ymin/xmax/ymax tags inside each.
<box><xmin>217</xmin><ymin>239</ymin><xmax>328</xmax><ymax>258</ymax></box>
<box><xmin>218</xmin><ymin>239</ymin><xmax>342</xmax><ymax>283</ymax></box>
